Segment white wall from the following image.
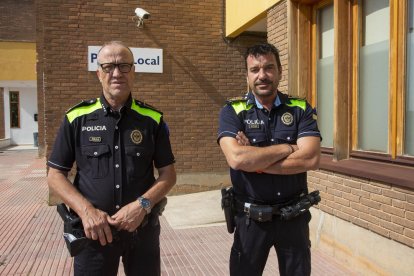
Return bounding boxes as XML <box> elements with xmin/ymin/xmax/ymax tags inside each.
<box><xmin>3</xmin><ymin>86</ymin><xmax>38</xmax><ymax>145</ymax></box>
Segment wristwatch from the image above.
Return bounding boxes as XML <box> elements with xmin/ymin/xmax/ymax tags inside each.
<box><xmin>137</xmin><ymin>196</ymin><xmax>151</xmax><ymax>214</ymax></box>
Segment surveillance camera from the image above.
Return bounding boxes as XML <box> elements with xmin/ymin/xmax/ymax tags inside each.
<box><xmin>135</xmin><ymin>8</ymin><xmax>150</xmax><ymax>19</ymax></box>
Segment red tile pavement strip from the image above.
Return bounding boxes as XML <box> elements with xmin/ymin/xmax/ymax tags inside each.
<box><xmin>0</xmin><ymin>149</ymin><xmax>357</xmax><ymax>276</ymax></box>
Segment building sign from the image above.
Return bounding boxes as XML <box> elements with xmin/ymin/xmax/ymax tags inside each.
<box><xmin>88</xmin><ymin>46</ymin><xmax>163</xmax><ymax>73</ymax></box>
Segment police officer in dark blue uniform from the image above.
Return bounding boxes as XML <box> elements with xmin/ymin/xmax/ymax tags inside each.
<box><xmin>218</xmin><ymin>43</ymin><xmax>321</xmax><ymax>276</ymax></box>
<box><xmin>47</xmin><ymin>41</ymin><xmax>176</xmax><ymax>276</ymax></box>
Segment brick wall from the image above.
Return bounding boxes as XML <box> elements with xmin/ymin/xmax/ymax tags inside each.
<box><xmin>35</xmin><ymin>1</ymin><xmax>45</xmax><ymax>157</ymax></box>
<box><xmin>267</xmin><ymin>0</ymin><xmax>288</xmax><ymax>93</ymax></box>
<box><xmin>36</xmin><ymin>0</ymin><xmax>265</xmax><ymax>173</ymax></box>
<box><xmin>0</xmin><ymin>88</ymin><xmax>4</xmax><ymax>139</ymax></box>
<box><xmin>308</xmin><ymin>170</ymin><xmax>414</xmax><ymax>248</ymax></box>
<box><xmin>0</xmin><ymin>0</ymin><xmax>35</xmax><ymax>41</ymax></box>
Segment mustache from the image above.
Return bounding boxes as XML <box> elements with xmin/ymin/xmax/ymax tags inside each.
<box><xmin>255</xmin><ymin>80</ymin><xmax>273</xmax><ymax>85</ymax></box>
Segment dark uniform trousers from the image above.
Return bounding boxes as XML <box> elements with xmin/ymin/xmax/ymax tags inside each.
<box><xmin>230</xmin><ymin>211</ymin><xmax>311</xmax><ymax>276</ymax></box>
<box><xmin>74</xmin><ymin>216</ymin><xmax>161</xmax><ymax>276</ymax></box>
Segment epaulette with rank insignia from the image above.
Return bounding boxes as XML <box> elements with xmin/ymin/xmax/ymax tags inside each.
<box><xmin>226</xmin><ymin>95</ymin><xmax>253</xmax><ymax>114</ymax></box>
<box><xmin>287</xmin><ymin>95</ymin><xmax>307</xmax><ymax>101</ymax></box>
<box><xmin>286</xmin><ymin>95</ymin><xmax>307</xmax><ymax>111</ymax></box>
<box><xmin>131</xmin><ymin>99</ymin><xmax>163</xmax><ymax>124</ymax></box>
<box><xmin>66</xmin><ymin>98</ymin><xmax>98</xmax><ymax>113</ymax></box>
<box><xmin>65</xmin><ymin>98</ymin><xmax>101</xmax><ymax>123</ymax></box>
<box><xmin>226</xmin><ymin>96</ymin><xmax>247</xmax><ymax>105</ymax></box>
<box><xmin>133</xmin><ymin>99</ymin><xmax>162</xmax><ymax>114</ymax></box>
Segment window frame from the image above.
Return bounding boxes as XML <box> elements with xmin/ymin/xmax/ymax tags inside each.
<box><xmin>351</xmin><ymin>0</ymin><xmax>409</xmax><ymax>160</ymax></box>
<box><xmin>9</xmin><ymin>91</ymin><xmax>20</xmax><ymax>129</ymax></box>
<box><xmin>313</xmin><ymin>0</ymin><xmax>335</xmax><ymax>149</ymax></box>
<box><xmin>309</xmin><ymin>0</ymin><xmax>352</xmax><ymax>159</ymax></box>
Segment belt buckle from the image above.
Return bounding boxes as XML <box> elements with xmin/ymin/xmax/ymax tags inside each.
<box><xmin>244</xmin><ymin>203</ymin><xmax>251</xmax><ymax>216</ymax></box>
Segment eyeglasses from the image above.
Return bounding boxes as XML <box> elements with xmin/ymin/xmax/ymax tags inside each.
<box><xmin>99</xmin><ymin>63</ymin><xmax>134</xmax><ymax>73</ymax></box>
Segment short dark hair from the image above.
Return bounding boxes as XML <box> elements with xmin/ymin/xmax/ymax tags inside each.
<box><xmin>244</xmin><ymin>43</ymin><xmax>281</xmax><ymax>70</ymax></box>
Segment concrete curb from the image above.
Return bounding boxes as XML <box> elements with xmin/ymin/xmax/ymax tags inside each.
<box><xmin>163</xmin><ymin>190</ymin><xmax>225</xmax><ymax>229</ymax></box>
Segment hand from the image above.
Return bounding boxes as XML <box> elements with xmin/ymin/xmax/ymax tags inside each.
<box><xmin>286</xmin><ymin>143</ymin><xmax>299</xmax><ymax>154</ymax></box>
<box><xmin>110</xmin><ymin>201</ymin><xmax>146</xmax><ymax>232</ymax></box>
<box><xmin>236</xmin><ymin>131</ymin><xmax>250</xmax><ymax>146</ymax></box>
<box><xmin>80</xmin><ymin>207</ymin><xmax>114</xmax><ymax>246</ymax></box>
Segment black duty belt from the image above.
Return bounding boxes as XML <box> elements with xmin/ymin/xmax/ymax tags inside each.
<box><xmin>233</xmin><ymin>191</ymin><xmax>321</xmax><ymax>222</ymax></box>
<box><xmin>234</xmin><ymin>198</ymin><xmax>284</xmax><ymax>222</ymax></box>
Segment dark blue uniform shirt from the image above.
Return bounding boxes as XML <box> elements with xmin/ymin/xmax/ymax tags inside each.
<box><xmin>48</xmin><ymin>94</ymin><xmax>175</xmax><ymax>215</ymax></box>
<box><xmin>217</xmin><ymin>91</ymin><xmax>321</xmax><ymax>204</ymax></box>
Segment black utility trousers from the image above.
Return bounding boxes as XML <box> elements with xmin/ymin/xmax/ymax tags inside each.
<box><xmin>74</xmin><ymin>216</ymin><xmax>161</xmax><ymax>276</ymax></box>
<box><xmin>230</xmin><ymin>211</ymin><xmax>312</xmax><ymax>276</ymax></box>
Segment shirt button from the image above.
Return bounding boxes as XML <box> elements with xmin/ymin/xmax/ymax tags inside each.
<box><xmin>115</xmin><ymin>126</ymin><xmax>118</xmax><ymax>130</ymax></box>
<box><xmin>115</xmin><ymin>145</ymin><xmax>119</xmax><ymax>150</ymax></box>
<box><xmin>115</xmin><ymin>164</ymin><xmax>119</xmax><ymax>168</ymax></box>
<box><xmin>271</xmin><ymin>139</ymin><xmax>274</xmax><ymax>142</ymax></box>
<box><xmin>116</xmin><ymin>185</ymin><xmax>120</xmax><ymax>189</ymax></box>
<box><xmin>136</xmin><ymin>152</ymin><xmax>140</xmax><ymax>156</ymax></box>
<box><xmin>115</xmin><ymin>205</ymin><xmax>120</xmax><ymax>209</ymax></box>
<box><xmin>287</xmin><ymin>137</ymin><xmax>291</xmax><ymax>140</ymax></box>
<box><xmin>277</xmin><ymin>192</ymin><xmax>281</xmax><ymax>196</ymax></box>
<box><xmin>252</xmin><ymin>139</ymin><xmax>256</xmax><ymax>142</ymax></box>
<box><xmin>94</xmin><ymin>152</ymin><xmax>98</xmax><ymax>156</ymax></box>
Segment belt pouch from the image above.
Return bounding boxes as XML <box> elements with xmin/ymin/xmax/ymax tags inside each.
<box><xmin>247</xmin><ymin>205</ymin><xmax>273</xmax><ymax>222</ymax></box>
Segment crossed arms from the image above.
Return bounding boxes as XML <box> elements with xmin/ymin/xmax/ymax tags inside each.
<box><xmin>219</xmin><ymin>131</ymin><xmax>320</xmax><ymax>175</ymax></box>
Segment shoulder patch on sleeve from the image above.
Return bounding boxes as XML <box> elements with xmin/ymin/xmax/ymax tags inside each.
<box><xmin>312</xmin><ymin>107</ymin><xmax>318</xmax><ymax>120</ymax></box>
<box><xmin>66</xmin><ymin>98</ymin><xmax>97</xmax><ymax>113</ymax></box>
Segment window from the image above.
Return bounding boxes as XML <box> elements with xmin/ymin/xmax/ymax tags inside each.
<box><xmin>406</xmin><ymin>0</ymin><xmax>414</xmax><ymax>155</ymax></box>
<box><xmin>288</xmin><ymin>0</ymin><xmax>414</xmax><ymax>185</ymax></box>
<box><xmin>316</xmin><ymin>3</ymin><xmax>334</xmax><ymax>148</ymax></box>
<box><xmin>10</xmin><ymin>91</ymin><xmax>20</xmax><ymax>128</ymax></box>
<box><xmin>293</xmin><ymin>0</ymin><xmax>413</xmax><ymax>160</ymax></box>
<box><xmin>356</xmin><ymin>0</ymin><xmax>390</xmax><ymax>153</ymax></box>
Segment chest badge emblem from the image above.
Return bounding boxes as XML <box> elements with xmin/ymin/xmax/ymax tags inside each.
<box><xmin>281</xmin><ymin>112</ymin><xmax>293</xmax><ymax>126</ymax></box>
<box><xmin>131</xmin><ymin>130</ymin><xmax>143</xmax><ymax>144</ymax></box>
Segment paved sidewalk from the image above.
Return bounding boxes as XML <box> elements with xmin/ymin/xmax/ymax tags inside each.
<box><xmin>0</xmin><ymin>147</ymin><xmax>356</xmax><ymax>275</ymax></box>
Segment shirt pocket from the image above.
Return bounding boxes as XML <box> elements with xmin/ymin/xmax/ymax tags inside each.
<box><xmin>81</xmin><ymin>144</ymin><xmax>111</xmax><ymax>179</ymax></box>
<box><xmin>274</xmin><ymin>130</ymin><xmax>297</xmax><ymax>144</ymax></box>
<box><xmin>245</xmin><ymin>131</ymin><xmax>268</xmax><ymax>146</ymax></box>
<box><xmin>125</xmin><ymin>145</ymin><xmax>153</xmax><ymax>179</ymax></box>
